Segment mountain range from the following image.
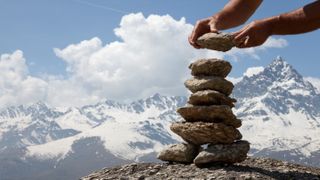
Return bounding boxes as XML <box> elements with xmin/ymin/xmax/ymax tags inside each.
<box><xmin>0</xmin><ymin>57</ymin><xmax>319</xmax><ymax>180</ymax></box>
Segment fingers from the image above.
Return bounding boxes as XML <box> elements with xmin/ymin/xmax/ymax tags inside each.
<box><xmin>234</xmin><ymin>25</ymin><xmax>250</xmax><ymax>44</ymax></box>
<box><xmin>188</xmin><ymin>35</ymin><xmax>201</xmax><ymax>49</ymax></box>
<box><xmin>233</xmin><ymin>26</ymin><xmax>256</xmax><ymax>48</ymax></box>
<box><xmin>189</xmin><ymin>25</ymin><xmax>203</xmax><ymax>49</ymax></box>
<box><xmin>188</xmin><ymin>21</ymin><xmax>203</xmax><ymax>49</ymax></box>
<box><xmin>188</xmin><ymin>18</ymin><xmax>215</xmax><ymax>49</ymax></box>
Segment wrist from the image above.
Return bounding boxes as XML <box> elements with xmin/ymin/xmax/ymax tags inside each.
<box><xmin>264</xmin><ymin>15</ymin><xmax>280</xmax><ymax>35</ymax></box>
<box><xmin>210</xmin><ymin>15</ymin><xmax>221</xmax><ymax>30</ymax></box>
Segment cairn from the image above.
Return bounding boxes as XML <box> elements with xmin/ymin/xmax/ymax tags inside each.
<box><xmin>158</xmin><ymin>33</ymin><xmax>250</xmax><ymax>166</ymax></box>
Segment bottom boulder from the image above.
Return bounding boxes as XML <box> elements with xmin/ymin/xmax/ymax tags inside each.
<box><xmin>157</xmin><ymin>143</ymin><xmax>200</xmax><ymax>163</ymax></box>
<box><xmin>194</xmin><ymin>140</ymin><xmax>250</xmax><ymax>165</ymax></box>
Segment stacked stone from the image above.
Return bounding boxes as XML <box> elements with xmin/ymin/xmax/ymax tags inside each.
<box><xmin>158</xmin><ymin>58</ymin><xmax>250</xmax><ymax>166</ymax></box>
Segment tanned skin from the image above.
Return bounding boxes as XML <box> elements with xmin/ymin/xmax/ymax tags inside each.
<box><xmin>189</xmin><ymin>0</ymin><xmax>320</xmax><ymax>49</ymax></box>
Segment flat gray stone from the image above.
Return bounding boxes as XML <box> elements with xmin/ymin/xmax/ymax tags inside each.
<box><xmin>184</xmin><ymin>76</ymin><xmax>234</xmax><ymax>96</ymax></box>
<box><xmin>189</xmin><ymin>59</ymin><xmax>232</xmax><ymax>77</ymax></box>
<box><xmin>177</xmin><ymin>105</ymin><xmax>241</xmax><ymax>128</ymax></box>
<box><xmin>157</xmin><ymin>143</ymin><xmax>200</xmax><ymax>163</ymax></box>
<box><xmin>196</xmin><ymin>32</ymin><xmax>235</xmax><ymax>52</ymax></box>
<box><xmin>188</xmin><ymin>90</ymin><xmax>236</xmax><ymax>107</ymax></box>
<box><xmin>194</xmin><ymin>140</ymin><xmax>250</xmax><ymax>165</ymax></box>
<box><xmin>170</xmin><ymin>122</ymin><xmax>242</xmax><ymax>145</ymax></box>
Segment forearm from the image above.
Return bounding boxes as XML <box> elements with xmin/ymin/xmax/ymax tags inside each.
<box><xmin>213</xmin><ymin>0</ymin><xmax>262</xmax><ymax>30</ymax></box>
<box><xmin>268</xmin><ymin>1</ymin><xmax>320</xmax><ymax>35</ymax></box>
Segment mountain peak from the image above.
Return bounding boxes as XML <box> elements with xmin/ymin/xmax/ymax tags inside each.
<box><xmin>234</xmin><ymin>56</ymin><xmax>316</xmax><ymax>99</ymax></box>
<box><xmin>150</xmin><ymin>93</ymin><xmax>162</xmax><ymax>100</ymax></box>
<box><xmin>262</xmin><ymin>56</ymin><xmax>303</xmax><ymax>82</ymax></box>
<box><xmin>275</xmin><ymin>55</ymin><xmax>284</xmax><ymax>62</ymax></box>
<box><xmin>268</xmin><ymin>56</ymin><xmax>290</xmax><ymax>71</ymax></box>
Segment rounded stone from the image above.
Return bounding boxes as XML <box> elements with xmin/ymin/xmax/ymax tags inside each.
<box><xmin>184</xmin><ymin>76</ymin><xmax>234</xmax><ymax>96</ymax></box>
<box><xmin>170</xmin><ymin>122</ymin><xmax>242</xmax><ymax>145</ymax></box>
<box><xmin>188</xmin><ymin>90</ymin><xmax>236</xmax><ymax>107</ymax></box>
<box><xmin>157</xmin><ymin>143</ymin><xmax>200</xmax><ymax>163</ymax></box>
<box><xmin>196</xmin><ymin>32</ymin><xmax>235</xmax><ymax>52</ymax></box>
<box><xmin>177</xmin><ymin>105</ymin><xmax>241</xmax><ymax>128</ymax></box>
<box><xmin>189</xmin><ymin>59</ymin><xmax>232</xmax><ymax>77</ymax></box>
<box><xmin>194</xmin><ymin>140</ymin><xmax>250</xmax><ymax>165</ymax></box>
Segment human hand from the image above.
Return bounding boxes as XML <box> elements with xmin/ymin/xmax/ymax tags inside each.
<box><xmin>233</xmin><ymin>18</ymin><xmax>274</xmax><ymax>48</ymax></box>
<box><xmin>188</xmin><ymin>17</ymin><xmax>219</xmax><ymax>49</ymax></box>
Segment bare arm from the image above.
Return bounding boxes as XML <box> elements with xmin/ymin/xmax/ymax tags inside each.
<box><xmin>212</xmin><ymin>0</ymin><xmax>263</xmax><ymax>30</ymax></box>
<box><xmin>273</xmin><ymin>1</ymin><xmax>320</xmax><ymax>35</ymax></box>
<box><xmin>189</xmin><ymin>0</ymin><xmax>262</xmax><ymax>48</ymax></box>
<box><xmin>234</xmin><ymin>1</ymin><xmax>320</xmax><ymax>48</ymax></box>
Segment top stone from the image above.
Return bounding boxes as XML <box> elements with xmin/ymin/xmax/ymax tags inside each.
<box><xmin>196</xmin><ymin>32</ymin><xmax>235</xmax><ymax>52</ymax></box>
<box><xmin>189</xmin><ymin>58</ymin><xmax>232</xmax><ymax>77</ymax></box>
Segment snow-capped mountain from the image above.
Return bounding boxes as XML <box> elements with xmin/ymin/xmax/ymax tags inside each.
<box><xmin>0</xmin><ymin>57</ymin><xmax>320</xmax><ymax>179</ymax></box>
<box><xmin>0</xmin><ymin>94</ymin><xmax>187</xmax><ymax>180</ymax></box>
<box><xmin>0</xmin><ymin>102</ymin><xmax>78</xmax><ymax>151</ymax></box>
<box><xmin>26</xmin><ymin>94</ymin><xmax>186</xmax><ymax>162</ymax></box>
<box><xmin>234</xmin><ymin>57</ymin><xmax>320</xmax><ymax>167</ymax></box>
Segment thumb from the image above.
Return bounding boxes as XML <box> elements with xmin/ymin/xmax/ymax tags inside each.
<box><xmin>234</xmin><ymin>28</ymin><xmax>250</xmax><ymax>46</ymax></box>
<box><xmin>208</xmin><ymin>19</ymin><xmax>219</xmax><ymax>33</ymax></box>
<box><xmin>234</xmin><ymin>28</ymin><xmax>249</xmax><ymax>42</ymax></box>
<box><xmin>209</xmin><ymin>25</ymin><xmax>219</xmax><ymax>33</ymax></box>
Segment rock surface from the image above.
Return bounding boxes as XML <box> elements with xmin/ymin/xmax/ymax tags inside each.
<box><xmin>170</xmin><ymin>122</ymin><xmax>242</xmax><ymax>145</ymax></box>
<box><xmin>188</xmin><ymin>90</ymin><xmax>236</xmax><ymax>107</ymax></box>
<box><xmin>194</xmin><ymin>140</ymin><xmax>250</xmax><ymax>165</ymax></box>
<box><xmin>189</xmin><ymin>58</ymin><xmax>232</xmax><ymax>77</ymax></box>
<box><xmin>80</xmin><ymin>157</ymin><xmax>320</xmax><ymax>180</ymax></box>
<box><xmin>185</xmin><ymin>76</ymin><xmax>234</xmax><ymax>96</ymax></box>
<box><xmin>196</xmin><ymin>32</ymin><xmax>235</xmax><ymax>52</ymax></box>
<box><xmin>177</xmin><ymin>105</ymin><xmax>241</xmax><ymax>128</ymax></box>
<box><xmin>157</xmin><ymin>143</ymin><xmax>200</xmax><ymax>163</ymax></box>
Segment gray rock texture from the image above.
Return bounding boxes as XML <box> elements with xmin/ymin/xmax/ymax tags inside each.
<box><xmin>157</xmin><ymin>143</ymin><xmax>200</xmax><ymax>163</ymax></box>
<box><xmin>189</xmin><ymin>58</ymin><xmax>232</xmax><ymax>77</ymax></box>
<box><xmin>188</xmin><ymin>90</ymin><xmax>236</xmax><ymax>107</ymax></box>
<box><xmin>185</xmin><ymin>76</ymin><xmax>234</xmax><ymax>96</ymax></box>
<box><xmin>80</xmin><ymin>157</ymin><xmax>320</xmax><ymax>180</ymax></box>
<box><xmin>177</xmin><ymin>105</ymin><xmax>241</xmax><ymax>128</ymax></box>
<box><xmin>170</xmin><ymin>122</ymin><xmax>242</xmax><ymax>145</ymax></box>
<box><xmin>194</xmin><ymin>140</ymin><xmax>250</xmax><ymax>165</ymax></box>
<box><xmin>196</xmin><ymin>32</ymin><xmax>235</xmax><ymax>52</ymax></box>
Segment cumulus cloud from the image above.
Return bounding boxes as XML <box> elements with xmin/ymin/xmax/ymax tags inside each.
<box><xmin>0</xmin><ymin>50</ymin><xmax>47</xmax><ymax>107</ymax></box>
<box><xmin>243</xmin><ymin>66</ymin><xmax>265</xmax><ymax>77</ymax></box>
<box><xmin>226</xmin><ymin>37</ymin><xmax>288</xmax><ymax>60</ymax></box>
<box><xmin>0</xmin><ymin>13</ymin><xmax>288</xmax><ymax>107</ymax></box>
<box><xmin>227</xmin><ymin>77</ymin><xmax>243</xmax><ymax>85</ymax></box>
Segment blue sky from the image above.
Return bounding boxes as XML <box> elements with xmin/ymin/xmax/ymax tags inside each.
<box><xmin>0</xmin><ymin>0</ymin><xmax>320</xmax><ymax>107</ymax></box>
<box><xmin>1</xmin><ymin>0</ymin><xmax>319</xmax><ymax>77</ymax></box>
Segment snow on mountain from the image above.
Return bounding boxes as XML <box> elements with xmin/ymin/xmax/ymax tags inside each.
<box><xmin>26</xmin><ymin>94</ymin><xmax>186</xmax><ymax>161</ymax></box>
<box><xmin>1</xmin><ymin>56</ymin><xmax>320</xmax><ymax>176</ymax></box>
<box><xmin>55</xmin><ymin>107</ymin><xmax>99</xmax><ymax>132</ymax></box>
<box><xmin>0</xmin><ymin>102</ymin><xmax>78</xmax><ymax>150</ymax></box>
<box><xmin>233</xmin><ymin>57</ymin><xmax>320</xmax><ymax>166</ymax></box>
<box><xmin>305</xmin><ymin>76</ymin><xmax>320</xmax><ymax>93</ymax></box>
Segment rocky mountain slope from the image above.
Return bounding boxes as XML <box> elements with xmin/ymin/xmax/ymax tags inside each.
<box><xmin>234</xmin><ymin>57</ymin><xmax>320</xmax><ymax>167</ymax></box>
<box><xmin>81</xmin><ymin>157</ymin><xmax>320</xmax><ymax>180</ymax></box>
<box><xmin>0</xmin><ymin>57</ymin><xmax>320</xmax><ymax>180</ymax></box>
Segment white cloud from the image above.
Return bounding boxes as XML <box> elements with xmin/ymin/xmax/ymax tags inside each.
<box><xmin>305</xmin><ymin>77</ymin><xmax>320</xmax><ymax>93</ymax></box>
<box><xmin>226</xmin><ymin>37</ymin><xmax>288</xmax><ymax>60</ymax></box>
<box><xmin>227</xmin><ymin>77</ymin><xmax>243</xmax><ymax>85</ymax></box>
<box><xmin>262</xmin><ymin>37</ymin><xmax>288</xmax><ymax>48</ymax></box>
<box><xmin>243</xmin><ymin>66</ymin><xmax>264</xmax><ymax>77</ymax></box>
<box><xmin>0</xmin><ymin>13</ymin><xmax>289</xmax><ymax>108</ymax></box>
<box><xmin>0</xmin><ymin>50</ymin><xmax>47</xmax><ymax>108</ymax></box>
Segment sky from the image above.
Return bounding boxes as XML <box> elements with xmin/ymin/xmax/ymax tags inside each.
<box><xmin>0</xmin><ymin>0</ymin><xmax>319</xmax><ymax>107</ymax></box>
